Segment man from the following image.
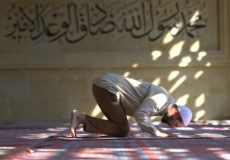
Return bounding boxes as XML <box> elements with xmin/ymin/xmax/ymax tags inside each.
<box><xmin>70</xmin><ymin>72</ymin><xmax>192</xmax><ymax>138</ymax></box>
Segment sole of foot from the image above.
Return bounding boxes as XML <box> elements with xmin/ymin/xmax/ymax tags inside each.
<box><xmin>70</xmin><ymin>109</ymin><xmax>80</xmax><ymax>138</ymax></box>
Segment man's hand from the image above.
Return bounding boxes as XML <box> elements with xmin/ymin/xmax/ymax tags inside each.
<box><xmin>154</xmin><ymin>130</ymin><xmax>174</xmax><ymax>138</ymax></box>
<box><xmin>155</xmin><ymin>131</ymin><xmax>169</xmax><ymax>137</ymax></box>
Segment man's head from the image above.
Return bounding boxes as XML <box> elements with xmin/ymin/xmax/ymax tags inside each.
<box><xmin>161</xmin><ymin>104</ymin><xmax>192</xmax><ymax>128</ymax></box>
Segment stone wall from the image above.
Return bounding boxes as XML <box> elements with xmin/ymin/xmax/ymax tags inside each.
<box><xmin>0</xmin><ymin>0</ymin><xmax>229</xmax><ymax>122</ymax></box>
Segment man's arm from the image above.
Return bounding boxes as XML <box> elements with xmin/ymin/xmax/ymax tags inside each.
<box><xmin>133</xmin><ymin>94</ymin><xmax>170</xmax><ymax>137</ymax></box>
<box><xmin>133</xmin><ymin>111</ymin><xmax>170</xmax><ymax>137</ymax></box>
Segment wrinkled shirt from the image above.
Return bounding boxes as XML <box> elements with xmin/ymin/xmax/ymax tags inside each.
<box><xmin>93</xmin><ymin>72</ymin><xmax>175</xmax><ymax>135</ymax></box>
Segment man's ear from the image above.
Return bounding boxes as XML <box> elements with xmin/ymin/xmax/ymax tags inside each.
<box><xmin>174</xmin><ymin>112</ymin><xmax>180</xmax><ymax>117</ymax></box>
<box><xmin>171</xmin><ymin>104</ymin><xmax>181</xmax><ymax>117</ymax></box>
<box><xmin>173</xmin><ymin>104</ymin><xmax>178</xmax><ymax>109</ymax></box>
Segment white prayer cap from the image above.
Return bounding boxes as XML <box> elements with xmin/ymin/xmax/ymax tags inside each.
<box><xmin>177</xmin><ymin>105</ymin><xmax>192</xmax><ymax>127</ymax></box>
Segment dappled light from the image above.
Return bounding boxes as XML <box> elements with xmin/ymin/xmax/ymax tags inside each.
<box><xmin>31</xmin><ymin>148</ymin><xmax>67</xmax><ymax>159</ymax></box>
<box><xmin>0</xmin><ymin>147</ymin><xmax>15</xmax><ymax>156</ymax></box>
<box><xmin>178</xmin><ymin>56</ymin><xmax>192</xmax><ymax>67</ymax></box>
<box><xmin>190</xmin><ymin>40</ymin><xmax>200</xmax><ymax>52</ymax></box>
<box><xmin>131</xmin><ymin>63</ymin><xmax>139</xmax><ymax>68</ymax></box>
<box><xmin>197</xmin><ymin>51</ymin><xmax>207</xmax><ymax>61</ymax></box>
<box><xmin>18</xmin><ymin>133</ymin><xmax>52</xmax><ymax>139</ymax></box>
<box><xmin>152</xmin><ymin>77</ymin><xmax>161</xmax><ymax>86</ymax></box>
<box><xmin>194</xmin><ymin>70</ymin><xmax>204</xmax><ymax>79</ymax></box>
<box><xmin>170</xmin><ymin>22</ymin><xmax>183</xmax><ymax>36</ymax></box>
<box><xmin>91</xmin><ymin>104</ymin><xmax>101</xmax><ymax>117</ymax></box>
<box><xmin>0</xmin><ymin>122</ymin><xmax>229</xmax><ymax>159</ymax></box>
<box><xmin>0</xmin><ymin>0</ymin><xmax>229</xmax><ymax>159</ymax></box>
<box><xmin>169</xmin><ymin>75</ymin><xmax>187</xmax><ymax>93</ymax></box>
<box><xmin>169</xmin><ymin>41</ymin><xmax>185</xmax><ymax>59</ymax></box>
<box><xmin>194</xmin><ymin>110</ymin><xmax>206</xmax><ymax>121</ymax></box>
<box><xmin>88</xmin><ymin>0</ymin><xmax>223</xmax><ymax>123</ymax></box>
<box><xmin>165</xmin><ymin>148</ymin><xmax>189</xmax><ymax>153</ymax></box>
<box><xmin>123</xmin><ymin>72</ymin><xmax>131</xmax><ymax>77</ymax></box>
<box><xmin>195</xmin><ymin>93</ymin><xmax>205</xmax><ymax>108</ymax></box>
<box><xmin>110</xmin><ymin>6</ymin><xmax>219</xmax><ymax>122</ymax></box>
<box><xmin>163</xmin><ymin>31</ymin><xmax>174</xmax><ymax>44</ymax></box>
<box><xmin>111</xmin><ymin>0</ymin><xmax>225</xmax><ymax>122</ymax></box>
<box><xmin>176</xmin><ymin>94</ymin><xmax>190</xmax><ymax>105</ymax></box>
<box><xmin>151</xmin><ymin>50</ymin><xmax>162</xmax><ymax>61</ymax></box>
<box><xmin>206</xmin><ymin>62</ymin><xmax>212</xmax><ymax>67</ymax></box>
<box><xmin>208</xmin><ymin>148</ymin><xmax>230</xmax><ymax>160</ymax></box>
<box><xmin>0</xmin><ymin>0</ymin><xmax>227</xmax><ymax>125</ymax></box>
<box><xmin>168</xmin><ymin>71</ymin><xmax>180</xmax><ymax>81</ymax></box>
<box><xmin>190</xmin><ymin>10</ymin><xmax>201</xmax><ymax>23</ymax></box>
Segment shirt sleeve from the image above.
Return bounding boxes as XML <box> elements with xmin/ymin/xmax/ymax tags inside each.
<box><xmin>133</xmin><ymin>93</ymin><xmax>168</xmax><ymax>136</ymax></box>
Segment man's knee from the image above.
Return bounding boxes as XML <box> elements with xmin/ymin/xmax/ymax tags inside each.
<box><xmin>117</xmin><ymin>126</ymin><xmax>130</xmax><ymax>137</ymax></box>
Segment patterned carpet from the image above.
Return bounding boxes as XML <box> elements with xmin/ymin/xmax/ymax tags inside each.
<box><xmin>0</xmin><ymin>121</ymin><xmax>230</xmax><ymax>160</ymax></box>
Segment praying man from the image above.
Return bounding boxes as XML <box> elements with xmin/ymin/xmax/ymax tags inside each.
<box><xmin>69</xmin><ymin>72</ymin><xmax>192</xmax><ymax>138</ymax></box>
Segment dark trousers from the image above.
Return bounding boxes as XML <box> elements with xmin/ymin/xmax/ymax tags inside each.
<box><xmin>83</xmin><ymin>84</ymin><xmax>129</xmax><ymax>137</ymax></box>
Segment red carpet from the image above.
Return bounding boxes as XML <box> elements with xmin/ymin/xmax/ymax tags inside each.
<box><xmin>0</xmin><ymin>121</ymin><xmax>230</xmax><ymax>160</ymax></box>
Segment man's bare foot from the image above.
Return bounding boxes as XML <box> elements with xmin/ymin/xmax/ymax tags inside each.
<box><xmin>69</xmin><ymin>110</ymin><xmax>82</xmax><ymax>138</ymax></box>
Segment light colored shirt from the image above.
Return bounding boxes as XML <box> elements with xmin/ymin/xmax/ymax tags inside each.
<box><xmin>93</xmin><ymin>72</ymin><xmax>175</xmax><ymax>135</ymax></box>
